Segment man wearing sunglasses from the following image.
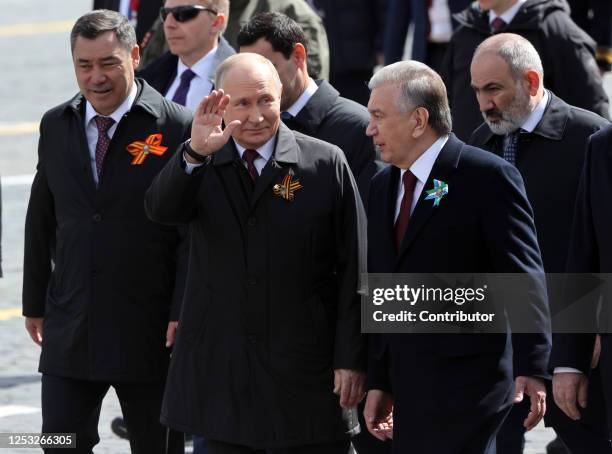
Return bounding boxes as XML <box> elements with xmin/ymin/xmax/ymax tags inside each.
<box><xmin>139</xmin><ymin>0</ymin><xmax>235</xmax><ymax>113</ymax></box>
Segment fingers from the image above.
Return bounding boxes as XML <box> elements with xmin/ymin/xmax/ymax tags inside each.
<box><xmin>165</xmin><ymin>321</ymin><xmax>178</xmax><ymax>348</ymax></box>
<box><xmin>196</xmin><ymin>90</ymin><xmax>228</xmax><ymax>117</ymax></box>
<box><xmin>578</xmin><ymin>377</ymin><xmax>589</xmax><ymax>409</ymax></box>
<box><xmin>524</xmin><ymin>391</ymin><xmax>546</xmax><ymax>430</ymax></box>
<box><xmin>333</xmin><ymin>370</ymin><xmax>341</xmax><ymax>395</ymax></box>
<box><xmin>221</xmin><ymin>120</ymin><xmax>242</xmax><ymax>141</ymax></box>
<box><xmin>591</xmin><ymin>335</ymin><xmax>601</xmax><ymax>369</ymax></box>
<box><xmin>553</xmin><ymin>374</ymin><xmax>583</xmax><ymax>421</ymax></box>
<box><xmin>513</xmin><ymin>377</ymin><xmax>526</xmax><ymax>403</ymax></box>
<box><xmin>25</xmin><ymin>319</ymin><xmax>42</xmax><ymax>346</ymax></box>
<box><xmin>339</xmin><ymin>375</ymin><xmax>351</xmax><ymax>408</ymax></box>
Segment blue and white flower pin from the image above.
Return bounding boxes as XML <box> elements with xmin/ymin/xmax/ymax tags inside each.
<box><xmin>424</xmin><ymin>179</ymin><xmax>449</xmax><ymax>207</ymax></box>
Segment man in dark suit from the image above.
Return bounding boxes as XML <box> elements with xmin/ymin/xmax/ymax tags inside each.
<box><xmin>237</xmin><ymin>12</ymin><xmax>380</xmax><ymax>205</ymax></box>
<box><xmin>145</xmin><ymin>52</ymin><xmax>366</xmax><ymax>454</ymax></box>
<box><xmin>469</xmin><ymin>33</ymin><xmax>611</xmax><ymax>454</ymax></box>
<box><xmin>551</xmin><ymin>124</ymin><xmax>612</xmax><ymax>439</ymax></box>
<box><xmin>93</xmin><ymin>0</ymin><xmax>162</xmax><ymax>43</ymax></box>
<box><xmin>363</xmin><ymin>60</ymin><xmax>551</xmax><ymax>453</ymax></box>
<box><xmin>22</xmin><ymin>10</ymin><xmax>191</xmax><ymax>453</ymax></box>
<box><xmin>138</xmin><ymin>0</ymin><xmax>234</xmax><ymax>112</ymax></box>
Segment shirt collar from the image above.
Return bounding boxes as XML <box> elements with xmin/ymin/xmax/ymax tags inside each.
<box><xmin>403</xmin><ymin>135</ymin><xmax>449</xmax><ymax>185</ymax></box>
<box><xmin>285</xmin><ymin>78</ymin><xmax>318</xmax><ymax>117</ymax></box>
<box><xmin>177</xmin><ymin>46</ymin><xmax>219</xmax><ymax>81</ymax></box>
<box><xmin>520</xmin><ymin>90</ymin><xmax>549</xmax><ymax>133</ymax></box>
<box><xmin>233</xmin><ymin>136</ymin><xmax>275</xmax><ymax>162</ymax></box>
<box><xmin>85</xmin><ymin>82</ymin><xmax>137</xmax><ymax>126</ymax></box>
<box><xmin>489</xmin><ymin>0</ymin><xmax>526</xmax><ymax>25</ymax></box>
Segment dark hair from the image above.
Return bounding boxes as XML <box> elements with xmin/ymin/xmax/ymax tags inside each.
<box><xmin>237</xmin><ymin>12</ymin><xmax>308</xmax><ymax>59</ymax></box>
<box><xmin>70</xmin><ymin>9</ymin><xmax>136</xmax><ymax>53</ymax></box>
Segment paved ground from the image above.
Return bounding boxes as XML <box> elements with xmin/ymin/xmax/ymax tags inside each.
<box><xmin>0</xmin><ymin>2</ymin><xmax>611</xmax><ymax>453</ymax></box>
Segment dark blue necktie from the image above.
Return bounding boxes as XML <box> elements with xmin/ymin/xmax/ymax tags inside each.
<box><xmin>172</xmin><ymin>69</ymin><xmax>196</xmax><ymax>106</ymax></box>
<box><xmin>503</xmin><ymin>130</ymin><xmax>521</xmax><ymax>166</ymax></box>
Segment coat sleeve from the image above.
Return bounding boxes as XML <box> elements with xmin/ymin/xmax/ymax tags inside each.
<box><xmin>482</xmin><ymin>161</ymin><xmax>552</xmax><ymax>378</ymax></box>
<box><xmin>550</xmin><ymin>132</ymin><xmax>604</xmax><ymax>373</ymax></box>
<box><xmin>545</xmin><ymin>13</ymin><xmax>609</xmax><ymax>119</ymax></box>
<box><xmin>331</xmin><ymin>149</ymin><xmax>367</xmax><ymax>371</ymax></box>
<box><xmin>145</xmin><ymin>144</ymin><xmax>207</xmax><ymax>225</ymax></box>
<box><xmin>22</xmin><ymin>119</ymin><xmax>56</xmax><ymax>317</ymax></box>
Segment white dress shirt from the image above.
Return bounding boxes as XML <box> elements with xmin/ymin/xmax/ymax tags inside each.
<box><xmin>428</xmin><ymin>0</ymin><xmax>453</xmax><ymax>43</ymax></box>
<box><xmin>284</xmin><ymin>78</ymin><xmax>319</xmax><ymax>117</ymax></box>
<box><xmin>165</xmin><ymin>47</ymin><xmax>218</xmax><ymax>112</ymax></box>
<box><xmin>184</xmin><ymin>137</ymin><xmax>275</xmax><ymax>175</ymax></box>
<box><xmin>84</xmin><ymin>83</ymin><xmax>138</xmax><ymax>184</ymax></box>
<box><xmin>394</xmin><ymin>135</ymin><xmax>449</xmax><ymax>222</ymax></box>
<box><xmin>489</xmin><ymin>0</ymin><xmax>527</xmax><ymax>26</ymax></box>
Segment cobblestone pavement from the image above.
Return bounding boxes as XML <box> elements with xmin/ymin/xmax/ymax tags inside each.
<box><xmin>1</xmin><ymin>1</ymin><xmax>611</xmax><ymax>453</ymax></box>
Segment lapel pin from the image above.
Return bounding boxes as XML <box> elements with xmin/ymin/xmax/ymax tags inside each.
<box><xmin>424</xmin><ymin>179</ymin><xmax>449</xmax><ymax>207</ymax></box>
<box><xmin>273</xmin><ymin>168</ymin><xmax>303</xmax><ymax>202</ymax></box>
<box><xmin>126</xmin><ymin>133</ymin><xmax>168</xmax><ymax>165</ymax></box>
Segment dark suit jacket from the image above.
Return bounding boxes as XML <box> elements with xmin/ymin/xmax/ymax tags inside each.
<box><xmin>366</xmin><ymin>134</ymin><xmax>550</xmax><ymax>452</ymax></box>
<box><xmin>93</xmin><ymin>0</ymin><xmax>162</xmax><ymax>43</ymax></box>
<box><xmin>145</xmin><ymin>124</ymin><xmax>366</xmax><ymax>446</ymax></box>
<box><xmin>22</xmin><ymin>80</ymin><xmax>192</xmax><ymax>382</ymax></box>
<box><xmin>138</xmin><ymin>37</ymin><xmax>236</xmax><ymax>97</ymax></box>
<box><xmin>283</xmin><ymin>80</ymin><xmax>381</xmax><ymax>205</ymax></box>
<box><xmin>551</xmin><ymin>125</ymin><xmax>612</xmax><ymax>374</ymax></box>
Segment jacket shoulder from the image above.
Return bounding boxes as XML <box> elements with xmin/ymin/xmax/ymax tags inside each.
<box><xmin>292</xmin><ymin>130</ymin><xmax>345</xmax><ymax>162</ymax></box>
<box><xmin>40</xmin><ymin>95</ymin><xmax>81</xmax><ymax>127</ymax></box>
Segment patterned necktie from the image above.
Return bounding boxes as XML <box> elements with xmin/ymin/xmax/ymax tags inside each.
<box><xmin>395</xmin><ymin>170</ymin><xmax>417</xmax><ymax>250</ymax></box>
<box><xmin>503</xmin><ymin>130</ymin><xmax>520</xmax><ymax>166</ymax></box>
<box><xmin>172</xmin><ymin>69</ymin><xmax>196</xmax><ymax>106</ymax></box>
<box><xmin>94</xmin><ymin>116</ymin><xmax>115</xmax><ymax>177</ymax></box>
<box><xmin>490</xmin><ymin>17</ymin><xmax>507</xmax><ymax>33</ymax></box>
<box><xmin>242</xmin><ymin>149</ymin><xmax>260</xmax><ymax>182</ymax></box>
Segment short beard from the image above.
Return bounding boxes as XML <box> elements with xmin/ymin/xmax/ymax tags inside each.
<box><xmin>482</xmin><ymin>83</ymin><xmax>531</xmax><ymax>135</ymax></box>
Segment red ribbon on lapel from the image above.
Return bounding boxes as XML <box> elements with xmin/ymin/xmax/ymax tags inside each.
<box><xmin>126</xmin><ymin>134</ymin><xmax>168</xmax><ymax>165</ymax></box>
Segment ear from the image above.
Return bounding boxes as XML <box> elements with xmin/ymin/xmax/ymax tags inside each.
<box><xmin>524</xmin><ymin>69</ymin><xmax>540</xmax><ymax>96</ymax></box>
<box><xmin>291</xmin><ymin>43</ymin><xmax>307</xmax><ymax>67</ymax></box>
<box><xmin>131</xmin><ymin>45</ymin><xmax>141</xmax><ymax>70</ymax></box>
<box><xmin>411</xmin><ymin>107</ymin><xmax>430</xmax><ymax>139</ymax></box>
<box><xmin>212</xmin><ymin>13</ymin><xmax>226</xmax><ymax>34</ymax></box>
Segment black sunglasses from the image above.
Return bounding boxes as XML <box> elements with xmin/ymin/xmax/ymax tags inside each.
<box><xmin>160</xmin><ymin>5</ymin><xmax>217</xmax><ymax>23</ymax></box>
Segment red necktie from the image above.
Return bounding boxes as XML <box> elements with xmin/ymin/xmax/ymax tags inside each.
<box><xmin>242</xmin><ymin>149</ymin><xmax>260</xmax><ymax>182</ymax></box>
<box><xmin>94</xmin><ymin>116</ymin><xmax>115</xmax><ymax>177</ymax></box>
<box><xmin>490</xmin><ymin>17</ymin><xmax>506</xmax><ymax>33</ymax></box>
<box><xmin>395</xmin><ymin>170</ymin><xmax>417</xmax><ymax>250</ymax></box>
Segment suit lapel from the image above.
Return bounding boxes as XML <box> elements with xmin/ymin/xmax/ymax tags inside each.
<box><xmin>381</xmin><ymin>166</ymin><xmax>400</xmax><ymax>264</ymax></box>
<box><xmin>396</xmin><ymin>135</ymin><xmax>462</xmax><ymax>264</ymax></box>
<box><xmin>67</xmin><ymin>94</ymin><xmax>97</xmax><ymax>196</ymax></box>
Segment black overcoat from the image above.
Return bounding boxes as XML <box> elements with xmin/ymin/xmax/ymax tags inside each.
<box><xmin>145</xmin><ymin>124</ymin><xmax>366</xmax><ymax>447</ymax></box>
<box><xmin>22</xmin><ymin>80</ymin><xmax>192</xmax><ymax>382</ymax></box>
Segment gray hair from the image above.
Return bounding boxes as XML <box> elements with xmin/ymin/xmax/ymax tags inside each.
<box><xmin>215</xmin><ymin>53</ymin><xmax>282</xmax><ymax>91</ymax></box>
<box><xmin>369</xmin><ymin>60</ymin><xmax>452</xmax><ymax>136</ymax></box>
<box><xmin>474</xmin><ymin>33</ymin><xmax>544</xmax><ymax>81</ymax></box>
<box><xmin>70</xmin><ymin>9</ymin><xmax>136</xmax><ymax>53</ymax></box>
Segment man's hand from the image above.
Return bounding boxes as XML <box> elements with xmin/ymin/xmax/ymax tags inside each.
<box><xmin>553</xmin><ymin>372</ymin><xmax>588</xmax><ymax>421</ymax></box>
<box><xmin>333</xmin><ymin>369</ymin><xmax>365</xmax><ymax>408</ymax></box>
<box><xmin>364</xmin><ymin>389</ymin><xmax>393</xmax><ymax>441</ymax></box>
<box><xmin>189</xmin><ymin>89</ymin><xmax>241</xmax><ymax>157</ymax></box>
<box><xmin>591</xmin><ymin>334</ymin><xmax>601</xmax><ymax>369</ymax></box>
<box><xmin>166</xmin><ymin>321</ymin><xmax>179</xmax><ymax>347</ymax></box>
<box><xmin>25</xmin><ymin>317</ymin><xmax>43</xmax><ymax>346</ymax></box>
<box><xmin>514</xmin><ymin>376</ymin><xmax>546</xmax><ymax>430</ymax></box>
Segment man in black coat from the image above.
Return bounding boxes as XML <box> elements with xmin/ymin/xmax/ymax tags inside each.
<box><xmin>93</xmin><ymin>0</ymin><xmax>162</xmax><ymax>43</ymax></box>
<box><xmin>363</xmin><ymin>60</ymin><xmax>551</xmax><ymax>454</ymax></box>
<box><xmin>568</xmin><ymin>0</ymin><xmax>612</xmax><ymax>73</ymax></box>
<box><xmin>237</xmin><ymin>12</ymin><xmax>380</xmax><ymax>206</ymax></box>
<box><xmin>469</xmin><ymin>33</ymin><xmax>611</xmax><ymax>454</ymax></box>
<box><xmin>551</xmin><ymin>124</ymin><xmax>612</xmax><ymax>440</ymax></box>
<box><xmin>145</xmin><ymin>53</ymin><xmax>366</xmax><ymax>453</ymax></box>
<box><xmin>138</xmin><ymin>0</ymin><xmax>234</xmax><ymax>112</ymax></box>
<box><xmin>22</xmin><ymin>11</ymin><xmax>191</xmax><ymax>453</ymax></box>
<box><xmin>444</xmin><ymin>0</ymin><xmax>609</xmax><ymax>141</ymax></box>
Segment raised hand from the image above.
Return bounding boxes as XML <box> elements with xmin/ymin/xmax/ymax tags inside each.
<box><xmin>190</xmin><ymin>89</ymin><xmax>241</xmax><ymax>157</ymax></box>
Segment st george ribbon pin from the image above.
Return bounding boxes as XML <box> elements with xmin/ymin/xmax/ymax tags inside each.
<box><xmin>126</xmin><ymin>133</ymin><xmax>168</xmax><ymax>165</ymax></box>
<box><xmin>273</xmin><ymin>169</ymin><xmax>303</xmax><ymax>202</ymax></box>
<box><xmin>424</xmin><ymin>179</ymin><xmax>449</xmax><ymax>207</ymax></box>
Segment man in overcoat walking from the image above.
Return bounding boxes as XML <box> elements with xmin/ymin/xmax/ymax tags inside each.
<box><xmin>23</xmin><ymin>10</ymin><xmax>191</xmax><ymax>453</ymax></box>
<box><xmin>146</xmin><ymin>52</ymin><xmax>366</xmax><ymax>453</ymax></box>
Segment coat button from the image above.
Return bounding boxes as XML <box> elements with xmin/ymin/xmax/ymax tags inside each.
<box><xmin>92</xmin><ymin>213</ymin><xmax>102</xmax><ymax>222</ymax></box>
<box><xmin>248</xmin><ymin>277</ymin><xmax>257</xmax><ymax>286</ymax></box>
<box><xmin>247</xmin><ymin>217</ymin><xmax>256</xmax><ymax>226</ymax></box>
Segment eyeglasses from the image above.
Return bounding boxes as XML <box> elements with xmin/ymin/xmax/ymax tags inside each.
<box><xmin>160</xmin><ymin>5</ymin><xmax>217</xmax><ymax>23</ymax></box>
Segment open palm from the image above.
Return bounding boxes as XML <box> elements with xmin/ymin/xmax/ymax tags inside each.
<box><xmin>190</xmin><ymin>89</ymin><xmax>241</xmax><ymax>156</ymax></box>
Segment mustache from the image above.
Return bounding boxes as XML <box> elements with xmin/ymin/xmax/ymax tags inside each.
<box><xmin>484</xmin><ymin>108</ymin><xmax>503</xmax><ymax>119</ymax></box>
